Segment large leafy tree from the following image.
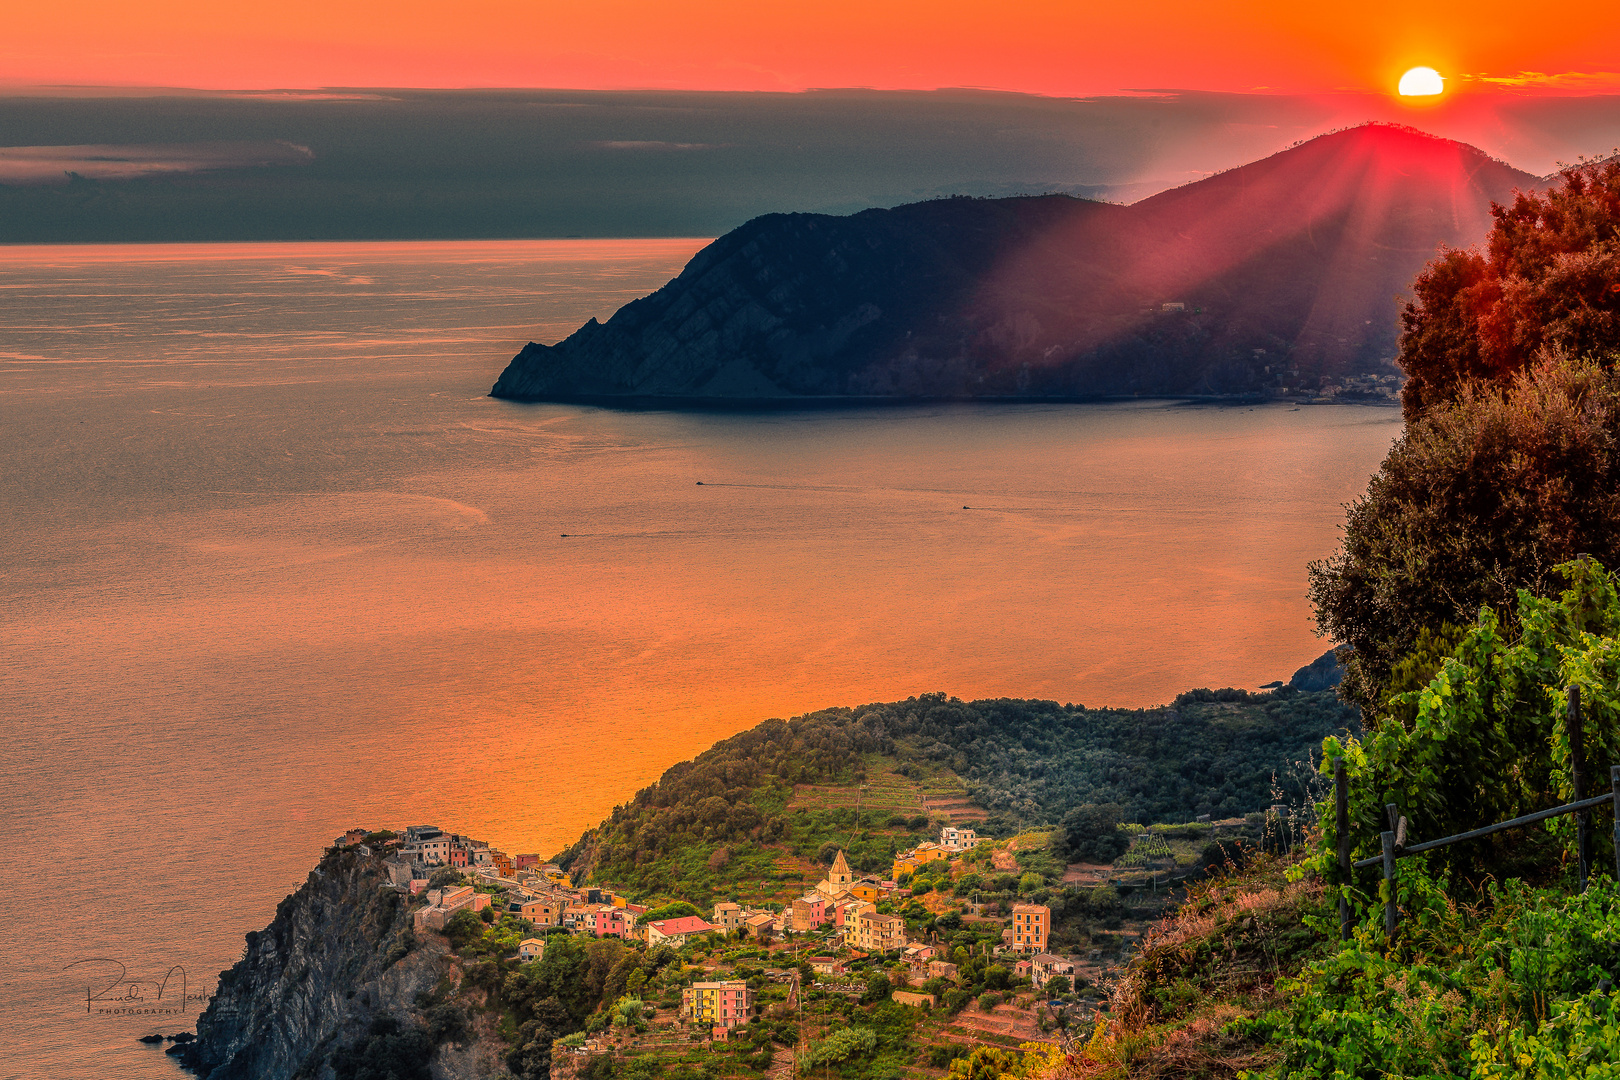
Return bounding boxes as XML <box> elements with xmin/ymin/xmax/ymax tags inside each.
<box><xmin>1309</xmin><ymin>360</ymin><xmax>1620</xmax><ymax>712</ymax></box>
<box><xmin>1398</xmin><ymin>159</ymin><xmax>1620</xmax><ymax>418</ymax></box>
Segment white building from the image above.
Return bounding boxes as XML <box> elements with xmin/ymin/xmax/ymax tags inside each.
<box><xmin>940</xmin><ymin>826</ymin><xmax>979</xmax><ymax>851</ymax></box>
<box><xmin>1031</xmin><ymin>952</ymin><xmax>1075</xmax><ymax>990</ymax></box>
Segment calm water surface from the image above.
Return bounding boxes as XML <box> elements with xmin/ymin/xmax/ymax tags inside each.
<box><xmin>0</xmin><ymin>240</ymin><xmax>1399</xmax><ymax>1078</ymax></box>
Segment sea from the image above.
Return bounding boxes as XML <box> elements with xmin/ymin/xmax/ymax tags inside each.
<box><xmin>0</xmin><ymin>239</ymin><xmax>1400</xmax><ymax>1078</ymax></box>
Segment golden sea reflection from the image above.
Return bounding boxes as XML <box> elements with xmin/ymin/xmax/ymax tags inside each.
<box><xmin>0</xmin><ymin>241</ymin><xmax>1397</xmax><ymax>1080</ymax></box>
<box><xmin>13</xmin><ymin>398</ymin><xmax>1399</xmax><ymax>863</ymax></box>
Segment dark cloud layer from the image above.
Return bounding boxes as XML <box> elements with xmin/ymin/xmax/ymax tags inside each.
<box><xmin>1</xmin><ymin>88</ymin><xmax>1616</xmax><ymax>242</ymax></box>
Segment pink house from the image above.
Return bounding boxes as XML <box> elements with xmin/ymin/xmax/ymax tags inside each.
<box><xmin>592</xmin><ymin>906</ymin><xmax>636</xmax><ymax>939</ymax></box>
<box><xmin>832</xmin><ymin>900</ymin><xmax>863</xmax><ymax>928</ymax></box>
<box><xmin>514</xmin><ymin>854</ymin><xmax>540</xmax><ymax>871</ymax></box>
<box><xmin>644</xmin><ymin>915</ymin><xmax>716</xmax><ymax>947</ymax></box>
<box><xmin>790</xmin><ymin>893</ymin><xmax>826</xmax><ymax>932</ymax></box>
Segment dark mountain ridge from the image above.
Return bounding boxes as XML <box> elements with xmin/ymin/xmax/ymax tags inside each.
<box><xmin>492</xmin><ymin>124</ymin><xmax>1538</xmax><ymax>403</ymax></box>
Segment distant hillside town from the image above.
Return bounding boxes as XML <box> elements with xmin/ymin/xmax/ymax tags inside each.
<box><xmin>342</xmin><ymin>820</ymin><xmax>1077</xmax><ymax>1034</ymax></box>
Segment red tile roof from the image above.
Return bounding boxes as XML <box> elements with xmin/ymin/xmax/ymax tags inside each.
<box><xmin>647</xmin><ymin>916</ymin><xmax>715</xmax><ymax>935</ymax></box>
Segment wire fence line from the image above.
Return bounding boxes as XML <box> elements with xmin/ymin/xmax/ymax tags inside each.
<box><xmin>1336</xmin><ymin>685</ymin><xmax>1620</xmax><ymax>943</ymax></box>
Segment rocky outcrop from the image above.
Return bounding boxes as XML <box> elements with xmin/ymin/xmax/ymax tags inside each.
<box><xmin>1289</xmin><ymin>648</ymin><xmax>1346</xmax><ymax>693</ymax></box>
<box><xmin>492</xmin><ymin>193</ymin><xmax>1115</xmax><ymax>403</ymax></box>
<box><xmin>493</xmin><ymin>124</ymin><xmax>1539</xmax><ymax>404</ymax></box>
<box><xmin>177</xmin><ymin>847</ymin><xmax>487</xmax><ymax>1079</ymax></box>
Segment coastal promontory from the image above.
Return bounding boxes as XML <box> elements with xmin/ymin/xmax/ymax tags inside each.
<box><xmin>492</xmin><ymin>124</ymin><xmax>1534</xmax><ymax>405</ymax></box>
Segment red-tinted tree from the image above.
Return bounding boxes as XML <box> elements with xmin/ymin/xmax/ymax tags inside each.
<box><xmin>1400</xmin><ymin>160</ymin><xmax>1620</xmax><ymax>417</ymax></box>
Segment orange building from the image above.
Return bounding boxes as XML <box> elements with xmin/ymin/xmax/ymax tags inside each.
<box><xmin>1010</xmin><ymin>903</ymin><xmax>1050</xmax><ymax>953</ymax></box>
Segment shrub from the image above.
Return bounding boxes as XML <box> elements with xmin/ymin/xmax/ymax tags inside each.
<box><xmin>1056</xmin><ymin>805</ymin><xmax>1130</xmax><ymax>864</ymax></box>
<box><xmin>862</xmin><ymin>973</ymin><xmax>892</xmax><ymax>1004</ymax></box>
<box><xmin>331</xmin><ymin>1017</ymin><xmax>433</xmax><ymax>1080</ymax></box>
<box><xmin>1317</xmin><ymin>558</ymin><xmax>1620</xmax><ymax>880</ymax></box>
<box><xmin>1398</xmin><ymin>159</ymin><xmax>1620</xmax><ymax>417</ymax></box>
<box><xmin>977</xmin><ymin>992</ymin><xmax>1002</xmax><ymax>1012</ymax></box>
<box><xmin>424</xmin><ymin>1002</ymin><xmax>469</xmax><ymax>1046</ymax></box>
<box><xmin>1311</xmin><ymin>362</ymin><xmax>1620</xmax><ymax>711</ymax></box>
<box><xmin>1263</xmin><ymin>877</ymin><xmax>1620</xmax><ymax>1078</ymax></box>
<box><xmin>804</xmin><ymin>1028</ymin><xmax>877</xmax><ymax>1068</ymax></box>
<box><xmin>444</xmin><ymin>909</ymin><xmax>486</xmax><ymax>950</ymax></box>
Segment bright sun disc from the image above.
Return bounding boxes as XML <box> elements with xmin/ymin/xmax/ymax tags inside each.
<box><xmin>1398</xmin><ymin>67</ymin><xmax>1445</xmax><ymax>96</ymax></box>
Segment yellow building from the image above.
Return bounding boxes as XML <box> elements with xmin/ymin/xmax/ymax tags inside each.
<box><xmin>681</xmin><ymin>980</ymin><xmax>754</xmax><ymax>1032</ymax></box>
<box><xmin>847</xmin><ymin>881</ymin><xmax>883</xmax><ymax>903</ymax></box>
<box><xmin>892</xmin><ymin>842</ymin><xmax>948</xmax><ymax>881</ymax></box>
<box><xmin>852</xmin><ymin>906</ymin><xmax>906</xmax><ymax>953</ymax></box>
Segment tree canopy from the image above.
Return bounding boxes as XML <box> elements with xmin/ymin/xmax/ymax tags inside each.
<box><xmin>554</xmin><ymin>689</ymin><xmax>1357</xmax><ymax>896</ymax></box>
<box><xmin>1397</xmin><ymin>159</ymin><xmax>1620</xmax><ymax>418</ymax></box>
<box><xmin>1309</xmin><ymin>359</ymin><xmax>1620</xmax><ymax>711</ymax></box>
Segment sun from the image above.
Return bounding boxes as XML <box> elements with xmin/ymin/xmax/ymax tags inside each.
<box><xmin>1398</xmin><ymin>67</ymin><xmax>1445</xmax><ymax>97</ymax></box>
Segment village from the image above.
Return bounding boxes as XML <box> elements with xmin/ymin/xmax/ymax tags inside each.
<box><xmin>334</xmin><ymin>820</ymin><xmax>1102</xmax><ymax>1068</ymax></box>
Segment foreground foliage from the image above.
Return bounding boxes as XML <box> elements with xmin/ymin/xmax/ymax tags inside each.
<box><xmin>1321</xmin><ymin>557</ymin><xmax>1620</xmax><ymax>880</ymax></box>
<box><xmin>1261</xmin><ymin>877</ymin><xmax>1620</xmax><ymax>1079</ymax></box>
<box><xmin>1036</xmin><ymin>563</ymin><xmax>1620</xmax><ymax>1080</ymax></box>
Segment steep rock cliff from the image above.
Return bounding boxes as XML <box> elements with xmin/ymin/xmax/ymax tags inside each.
<box><xmin>178</xmin><ymin>848</ymin><xmax>497</xmax><ymax>1079</ymax></box>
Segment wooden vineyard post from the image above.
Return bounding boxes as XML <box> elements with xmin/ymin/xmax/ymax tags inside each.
<box><xmin>1571</xmin><ymin>685</ymin><xmax>1591</xmax><ymax>891</ymax></box>
<box><xmin>1381</xmin><ymin>828</ymin><xmax>1397</xmax><ymax>945</ymax></box>
<box><xmin>1612</xmin><ymin>765</ymin><xmax>1620</xmax><ymax>885</ymax></box>
<box><xmin>1336</xmin><ymin>759</ymin><xmax>1351</xmax><ymax>941</ymax></box>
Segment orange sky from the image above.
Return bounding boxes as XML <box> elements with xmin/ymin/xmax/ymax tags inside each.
<box><xmin>5</xmin><ymin>0</ymin><xmax>1620</xmax><ymax>95</ymax></box>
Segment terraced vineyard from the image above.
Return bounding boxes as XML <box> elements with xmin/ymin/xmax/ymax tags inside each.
<box><xmin>785</xmin><ymin>756</ymin><xmax>984</xmax><ymax>824</ymax></box>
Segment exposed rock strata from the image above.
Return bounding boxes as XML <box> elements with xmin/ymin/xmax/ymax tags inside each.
<box><xmin>178</xmin><ymin>848</ymin><xmax>494</xmax><ymax>1079</ymax></box>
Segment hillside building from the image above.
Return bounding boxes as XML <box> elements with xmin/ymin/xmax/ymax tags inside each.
<box><xmin>644</xmin><ymin>915</ymin><xmax>715</xmax><ymax>948</ymax></box>
<box><xmin>682</xmin><ymin>980</ymin><xmax>755</xmax><ymax>1032</ymax></box>
<box><xmin>852</xmin><ymin>905</ymin><xmax>906</xmax><ymax>953</ymax></box>
<box><xmin>791</xmin><ymin>893</ymin><xmax>827</xmax><ymax>932</ymax></box>
<box><xmin>1010</xmin><ymin>903</ymin><xmax>1050</xmax><ymax>953</ymax></box>
<box><xmin>1031</xmin><ymin>952</ymin><xmax>1075</xmax><ymax>989</ymax></box>
<box><xmin>712</xmin><ymin>902</ymin><xmax>744</xmax><ymax>930</ymax></box>
<box><xmin>815</xmin><ymin>849</ymin><xmax>855</xmax><ymax>897</ymax></box>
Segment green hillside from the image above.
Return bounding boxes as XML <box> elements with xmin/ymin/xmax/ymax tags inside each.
<box><xmin>554</xmin><ymin>687</ymin><xmax>1358</xmax><ymax>902</ymax></box>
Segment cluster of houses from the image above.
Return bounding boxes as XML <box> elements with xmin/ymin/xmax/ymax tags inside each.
<box><xmin>340</xmin><ymin>821</ymin><xmax>1075</xmax><ymax>1031</ymax></box>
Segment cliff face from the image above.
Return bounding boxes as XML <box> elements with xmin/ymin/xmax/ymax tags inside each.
<box><xmin>491</xmin><ymin>124</ymin><xmax>1539</xmax><ymax>404</ymax></box>
<box><xmin>179</xmin><ymin>848</ymin><xmax>493</xmax><ymax>1080</ymax></box>
<box><xmin>492</xmin><ymin>194</ymin><xmax>1115</xmax><ymax>402</ymax></box>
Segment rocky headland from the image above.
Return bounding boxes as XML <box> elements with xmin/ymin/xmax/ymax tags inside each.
<box><xmin>174</xmin><ymin>846</ymin><xmax>502</xmax><ymax>1080</ymax></box>
<box><xmin>491</xmin><ymin>124</ymin><xmax>1536</xmax><ymax>405</ymax></box>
